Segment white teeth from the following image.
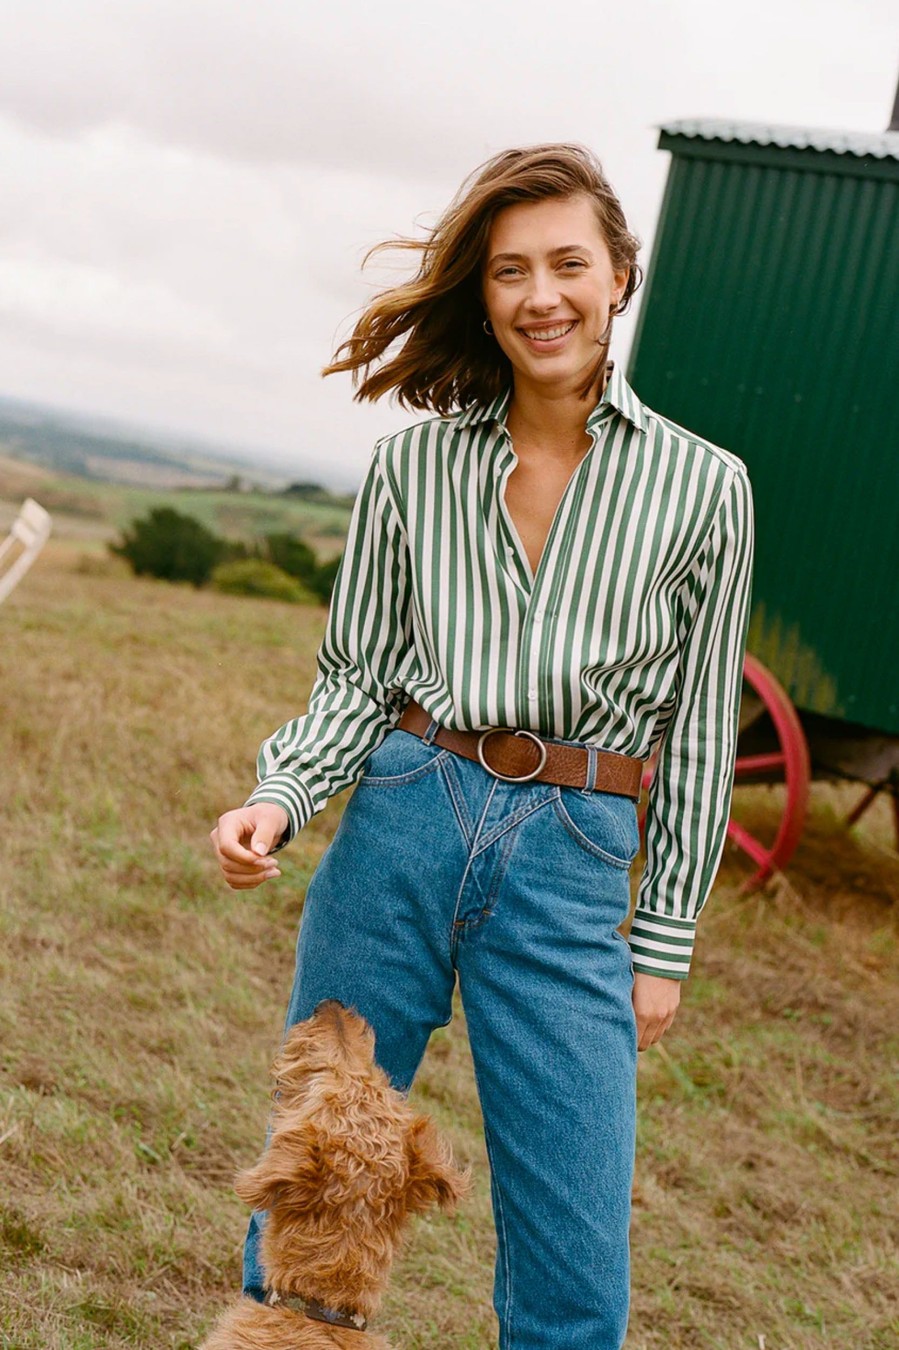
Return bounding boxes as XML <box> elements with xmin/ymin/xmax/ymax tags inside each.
<box><xmin>522</xmin><ymin>322</ymin><xmax>576</xmax><ymax>341</ymax></box>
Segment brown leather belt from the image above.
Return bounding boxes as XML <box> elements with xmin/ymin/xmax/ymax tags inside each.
<box><xmin>397</xmin><ymin>699</ymin><xmax>644</xmax><ymax>801</ymax></box>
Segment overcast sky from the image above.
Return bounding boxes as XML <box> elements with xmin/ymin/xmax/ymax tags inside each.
<box><xmin>0</xmin><ymin>0</ymin><xmax>895</xmax><ymax>487</ymax></box>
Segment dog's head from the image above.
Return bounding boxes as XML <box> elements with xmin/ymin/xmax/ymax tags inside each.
<box><xmin>235</xmin><ymin>1001</ymin><xmax>470</xmax><ymax>1317</ymax></box>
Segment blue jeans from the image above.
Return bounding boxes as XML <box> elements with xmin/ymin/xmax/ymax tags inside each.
<box><xmin>243</xmin><ymin>723</ymin><xmax>640</xmax><ymax>1349</ymax></box>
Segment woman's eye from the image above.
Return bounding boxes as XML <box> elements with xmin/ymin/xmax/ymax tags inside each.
<box><xmin>495</xmin><ymin>267</ymin><xmax>522</xmax><ymax>279</ymax></box>
<box><xmin>560</xmin><ymin>259</ymin><xmax>587</xmax><ymax>271</ymax></box>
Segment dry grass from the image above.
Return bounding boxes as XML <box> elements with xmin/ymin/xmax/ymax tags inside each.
<box><xmin>1</xmin><ymin>541</ymin><xmax>897</xmax><ymax>1349</ymax></box>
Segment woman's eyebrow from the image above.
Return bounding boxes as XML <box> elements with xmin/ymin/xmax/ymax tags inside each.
<box><xmin>487</xmin><ymin>245</ymin><xmax>595</xmax><ymax>266</ymax></box>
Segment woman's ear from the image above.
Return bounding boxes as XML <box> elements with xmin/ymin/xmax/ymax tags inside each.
<box><xmin>612</xmin><ymin>264</ymin><xmax>630</xmax><ymax>312</ymax></box>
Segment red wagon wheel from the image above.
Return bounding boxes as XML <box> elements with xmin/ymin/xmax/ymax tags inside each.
<box><xmin>638</xmin><ymin>652</ymin><xmax>811</xmax><ymax>891</ymax></box>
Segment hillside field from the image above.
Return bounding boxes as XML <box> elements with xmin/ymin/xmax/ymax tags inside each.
<box><xmin>0</xmin><ymin>453</ymin><xmax>353</xmax><ymax>563</ymax></box>
<box><xmin>1</xmin><ymin>539</ymin><xmax>897</xmax><ymax>1349</ymax></box>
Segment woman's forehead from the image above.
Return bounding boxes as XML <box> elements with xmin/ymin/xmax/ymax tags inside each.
<box><xmin>485</xmin><ymin>194</ymin><xmax>608</xmax><ymax>259</ymax></box>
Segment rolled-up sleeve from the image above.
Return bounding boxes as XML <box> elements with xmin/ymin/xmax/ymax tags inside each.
<box><xmin>629</xmin><ymin>466</ymin><xmax>755</xmax><ymax>979</ymax></box>
<box><xmin>244</xmin><ymin>442</ymin><xmax>413</xmax><ymax>845</ymax></box>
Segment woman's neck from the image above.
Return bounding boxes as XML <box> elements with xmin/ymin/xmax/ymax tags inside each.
<box><xmin>507</xmin><ymin>364</ymin><xmax>610</xmax><ymax>458</ymax></box>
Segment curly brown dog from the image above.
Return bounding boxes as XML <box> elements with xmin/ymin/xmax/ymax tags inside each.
<box><xmin>200</xmin><ymin>1000</ymin><xmax>470</xmax><ymax>1349</ymax></box>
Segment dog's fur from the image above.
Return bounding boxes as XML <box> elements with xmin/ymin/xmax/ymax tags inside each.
<box><xmin>200</xmin><ymin>1001</ymin><xmax>470</xmax><ymax>1348</ymax></box>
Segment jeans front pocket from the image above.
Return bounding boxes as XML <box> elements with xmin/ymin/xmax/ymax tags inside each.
<box><xmin>553</xmin><ymin>787</ymin><xmax>640</xmax><ymax>868</ymax></box>
<box><xmin>357</xmin><ymin>729</ymin><xmax>447</xmax><ymax>787</ymax></box>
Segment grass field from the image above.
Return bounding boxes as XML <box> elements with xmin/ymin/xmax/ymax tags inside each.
<box><xmin>1</xmin><ymin>540</ymin><xmax>897</xmax><ymax>1349</ymax></box>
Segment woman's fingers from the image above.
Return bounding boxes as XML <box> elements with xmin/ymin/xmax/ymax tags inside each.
<box><xmin>631</xmin><ymin>970</ymin><xmax>681</xmax><ymax>1051</ymax></box>
<box><xmin>210</xmin><ymin>804</ymin><xmax>289</xmax><ymax>888</ymax></box>
<box><xmin>221</xmin><ymin>864</ymin><xmax>281</xmax><ymax>890</ymax></box>
<box><xmin>210</xmin><ymin>837</ymin><xmax>279</xmax><ymax>889</ymax></box>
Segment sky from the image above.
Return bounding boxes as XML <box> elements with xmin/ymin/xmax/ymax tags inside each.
<box><xmin>0</xmin><ymin>0</ymin><xmax>895</xmax><ymax>488</ymax></box>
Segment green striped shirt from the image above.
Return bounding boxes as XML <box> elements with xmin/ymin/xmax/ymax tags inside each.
<box><xmin>247</xmin><ymin>362</ymin><xmax>754</xmax><ymax>980</ymax></box>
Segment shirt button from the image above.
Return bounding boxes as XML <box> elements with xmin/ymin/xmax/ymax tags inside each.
<box><xmin>528</xmin><ymin>689</ymin><xmax>537</xmax><ymax>701</ymax></box>
<box><xmin>534</xmin><ymin>608</ymin><xmax>544</xmax><ymax>623</ymax></box>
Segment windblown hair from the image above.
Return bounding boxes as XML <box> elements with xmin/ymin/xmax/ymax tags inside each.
<box><xmin>323</xmin><ymin>143</ymin><xmax>643</xmax><ymax>414</ymax></box>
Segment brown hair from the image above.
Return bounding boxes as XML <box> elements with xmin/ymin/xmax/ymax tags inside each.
<box><xmin>323</xmin><ymin>143</ymin><xmax>643</xmax><ymax>415</ymax></box>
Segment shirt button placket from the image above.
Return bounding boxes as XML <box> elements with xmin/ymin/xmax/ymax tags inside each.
<box><xmin>527</xmin><ymin>599</ymin><xmax>545</xmax><ymax>708</ymax></box>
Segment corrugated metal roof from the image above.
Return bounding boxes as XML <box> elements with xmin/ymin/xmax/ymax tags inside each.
<box><xmin>659</xmin><ymin>117</ymin><xmax>899</xmax><ymax>161</ymax></box>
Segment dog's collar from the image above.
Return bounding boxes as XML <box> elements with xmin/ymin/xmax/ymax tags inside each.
<box><xmin>264</xmin><ymin>1288</ymin><xmax>368</xmax><ymax>1332</ymax></box>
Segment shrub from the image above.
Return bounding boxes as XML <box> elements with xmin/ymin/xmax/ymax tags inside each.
<box><xmin>281</xmin><ymin>480</ymin><xmax>327</xmax><ymax>499</ymax></box>
<box><xmin>265</xmin><ymin>533</ymin><xmax>319</xmax><ymax>589</ymax></box>
<box><xmin>111</xmin><ymin>507</ymin><xmax>225</xmax><ymax>587</ymax></box>
<box><xmin>264</xmin><ymin>532</ymin><xmax>337</xmax><ymax>604</ymax></box>
<box><xmin>209</xmin><ymin>559</ymin><xmax>317</xmax><ymax>603</ymax></box>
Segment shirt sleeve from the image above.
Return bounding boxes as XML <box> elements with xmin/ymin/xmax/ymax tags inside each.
<box><xmin>244</xmin><ymin>441</ymin><xmax>413</xmax><ymax>845</ymax></box>
<box><xmin>628</xmin><ymin>465</ymin><xmax>755</xmax><ymax>980</ymax></box>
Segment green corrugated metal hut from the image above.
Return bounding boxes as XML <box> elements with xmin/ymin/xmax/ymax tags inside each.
<box><xmin>628</xmin><ymin>118</ymin><xmax>899</xmax><ymax>746</ymax></box>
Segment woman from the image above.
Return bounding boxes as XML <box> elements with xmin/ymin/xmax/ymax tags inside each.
<box><xmin>211</xmin><ymin>144</ymin><xmax>754</xmax><ymax>1349</ymax></box>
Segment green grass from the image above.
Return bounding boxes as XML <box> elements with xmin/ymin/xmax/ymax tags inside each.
<box><xmin>1</xmin><ymin>542</ymin><xmax>897</xmax><ymax>1347</ymax></box>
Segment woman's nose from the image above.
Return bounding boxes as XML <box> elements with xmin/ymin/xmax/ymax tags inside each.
<box><xmin>525</xmin><ymin>267</ymin><xmax>562</xmax><ymax>311</ymax></box>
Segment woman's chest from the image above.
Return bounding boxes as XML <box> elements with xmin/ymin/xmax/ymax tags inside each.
<box><xmin>501</xmin><ymin>452</ymin><xmax>589</xmax><ymax>579</ymax></box>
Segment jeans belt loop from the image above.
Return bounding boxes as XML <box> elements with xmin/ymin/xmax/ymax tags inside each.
<box><xmin>582</xmin><ymin>745</ymin><xmax>599</xmax><ymax>795</ymax></box>
<box><xmin>421</xmin><ymin>716</ymin><xmax>441</xmax><ymax>746</ymax></box>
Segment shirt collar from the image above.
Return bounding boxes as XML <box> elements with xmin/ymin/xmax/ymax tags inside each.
<box><xmin>452</xmin><ymin>362</ymin><xmax>648</xmax><ymax>435</ymax></box>
<box><xmin>453</xmin><ymin>387</ymin><xmax>511</xmax><ymax>429</ymax></box>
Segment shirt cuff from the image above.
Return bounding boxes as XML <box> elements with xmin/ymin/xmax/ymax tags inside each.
<box><xmin>627</xmin><ymin>909</ymin><xmax>697</xmax><ymax>980</ymax></box>
<box><xmin>244</xmin><ymin>773</ymin><xmax>316</xmax><ymax>849</ymax></box>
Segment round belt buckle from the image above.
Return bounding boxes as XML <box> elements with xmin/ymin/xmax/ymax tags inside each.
<box><xmin>476</xmin><ymin>727</ymin><xmax>548</xmax><ymax>782</ymax></box>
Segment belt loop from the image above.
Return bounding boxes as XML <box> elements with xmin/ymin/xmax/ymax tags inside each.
<box><xmin>422</xmin><ymin>716</ymin><xmax>441</xmax><ymax>746</ymax></box>
<box><xmin>581</xmin><ymin>745</ymin><xmax>599</xmax><ymax>794</ymax></box>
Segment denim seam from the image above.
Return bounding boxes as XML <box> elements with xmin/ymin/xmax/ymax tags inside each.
<box><xmin>485</xmin><ymin>825</ymin><xmax>517</xmax><ymax>914</ymax></box>
<box><xmin>462</xmin><ymin>825</ymin><xmax>517</xmax><ymax>931</ymax></box>
<box><xmin>612</xmin><ymin>928</ymin><xmax>637</xmax><ymax>977</ymax></box>
<box><xmin>449</xmin><ymin>777</ymin><xmax>499</xmax><ymax>951</ymax></box>
<box><xmin>440</xmin><ymin>755</ymin><xmax>475</xmax><ymax>846</ymax></box>
<box><xmin>469</xmin><ymin>793</ymin><xmax>556</xmax><ymax>858</ymax></box>
<box><xmin>450</xmin><ymin>849</ymin><xmax>477</xmax><ymax>960</ymax></box>
<box><xmin>476</xmin><ymin>1098</ymin><xmax>514</xmax><ymax>1344</ymax></box>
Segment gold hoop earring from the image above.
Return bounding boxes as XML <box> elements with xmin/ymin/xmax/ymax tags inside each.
<box><xmin>483</xmin><ymin>319</ymin><xmax>494</xmax><ymax>336</ymax></box>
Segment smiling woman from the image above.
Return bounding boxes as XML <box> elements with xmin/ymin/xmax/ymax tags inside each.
<box><xmin>210</xmin><ymin>143</ymin><xmax>754</xmax><ymax>1350</ymax></box>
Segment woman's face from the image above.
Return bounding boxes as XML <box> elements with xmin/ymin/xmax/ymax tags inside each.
<box><xmin>481</xmin><ymin>193</ymin><xmax>629</xmax><ymax>399</ymax></box>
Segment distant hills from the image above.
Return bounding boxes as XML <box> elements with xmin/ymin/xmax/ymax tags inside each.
<box><xmin>0</xmin><ymin>394</ymin><xmax>340</xmax><ymax>495</ymax></box>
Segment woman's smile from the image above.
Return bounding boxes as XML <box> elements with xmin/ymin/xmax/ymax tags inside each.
<box><xmin>518</xmin><ymin>319</ymin><xmax>579</xmax><ymax>349</ymax></box>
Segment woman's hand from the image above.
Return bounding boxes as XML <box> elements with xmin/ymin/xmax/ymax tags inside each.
<box><xmin>210</xmin><ymin>803</ymin><xmax>290</xmax><ymax>889</ymax></box>
<box><xmin>632</xmin><ymin>971</ymin><xmax>681</xmax><ymax>1051</ymax></box>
